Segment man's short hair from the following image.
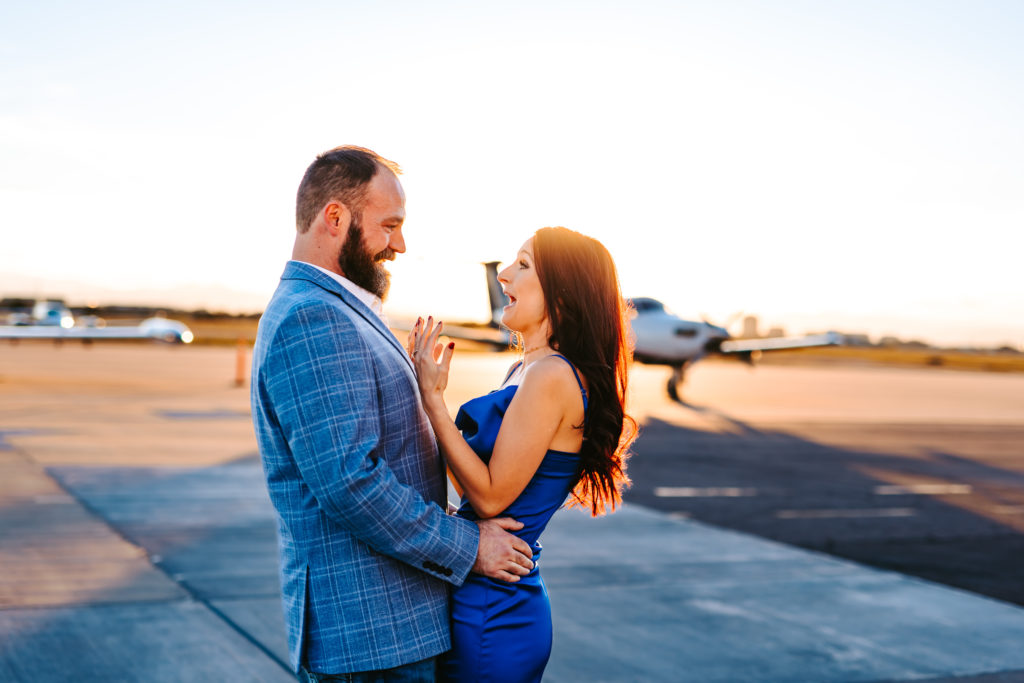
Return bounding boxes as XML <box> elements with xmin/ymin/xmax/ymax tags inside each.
<box><xmin>295</xmin><ymin>146</ymin><xmax>402</xmax><ymax>233</ymax></box>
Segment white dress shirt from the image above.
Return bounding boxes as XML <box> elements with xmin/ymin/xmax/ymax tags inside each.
<box><xmin>296</xmin><ymin>261</ymin><xmax>389</xmax><ymax>326</ymax></box>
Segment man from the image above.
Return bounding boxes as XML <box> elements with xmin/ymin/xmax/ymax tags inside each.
<box><xmin>251</xmin><ymin>146</ymin><xmax>534</xmax><ymax>681</ymax></box>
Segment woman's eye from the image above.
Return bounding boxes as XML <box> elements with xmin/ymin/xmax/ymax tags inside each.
<box><xmin>519</xmin><ymin>260</ymin><xmax>528</xmax><ymax>269</ymax></box>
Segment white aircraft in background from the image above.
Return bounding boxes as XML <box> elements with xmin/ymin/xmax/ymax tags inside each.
<box><xmin>422</xmin><ymin>262</ymin><xmax>842</xmax><ymax>400</ymax></box>
<box><xmin>0</xmin><ymin>300</ymin><xmax>194</xmax><ymax>344</ymax></box>
<box><xmin>627</xmin><ymin>297</ymin><xmax>841</xmax><ymax>400</ymax></box>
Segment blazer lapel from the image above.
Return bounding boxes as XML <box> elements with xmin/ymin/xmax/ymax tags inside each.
<box><xmin>281</xmin><ymin>262</ymin><xmax>413</xmax><ymax>371</ymax></box>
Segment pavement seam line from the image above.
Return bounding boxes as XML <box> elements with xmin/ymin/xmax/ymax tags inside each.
<box><xmin>38</xmin><ymin>463</ymin><xmax>293</xmax><ymax>676</ymax></box>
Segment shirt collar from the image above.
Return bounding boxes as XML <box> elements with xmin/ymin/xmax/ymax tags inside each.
<box><xmin>296</xmin><ymin>261</ymin><xmax>386</xmax><ymax>322</ymax></box>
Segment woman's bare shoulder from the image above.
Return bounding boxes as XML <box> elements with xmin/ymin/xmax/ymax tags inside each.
<box><xmin>520</xmin><ymin>355</ymin><xmax>583</xmax><ymax>395</ymax></box>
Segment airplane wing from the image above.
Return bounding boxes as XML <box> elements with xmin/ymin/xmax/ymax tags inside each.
<box><xmin>719</xmin><ymin>331</ymin><xmax>843</xmax><ymax>354</ymax></box>
<box><xmin>0</xmin><ymin>318</ymin><xmax>194</xmax><ymax>343</ymax></box>
<box><xmin>438</xmin><ymin>323</ymin><xmax>510</xmax><ymax>348</ymax></box>
<box><xmin>386</xmin><ymin>260</ymin><xmax>512</xmax><ymax>350</ymax></box>
<box><xmin>387</xmin><ymin>315</ymin><xmax>510</xmax><ymax>350</ymax></box>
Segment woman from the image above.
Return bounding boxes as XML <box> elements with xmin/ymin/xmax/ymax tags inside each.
<box><xmin>409</xmin><ymin>226</ymin><xmax>637</xmax><ymax>682</ymax></box>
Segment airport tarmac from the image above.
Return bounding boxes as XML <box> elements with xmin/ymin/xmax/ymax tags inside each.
<box><xmin>619</xmin><ymin>357</ymin><xmax>1024</xmax><ymax>608</ymax></box>
<box><xmin>2</xmin><ymin>343</ymin><xmax>1024</xmax><ymax>682</ymax></box>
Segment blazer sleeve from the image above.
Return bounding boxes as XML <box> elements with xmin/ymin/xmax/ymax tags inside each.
<box><xmin>263</xmin><ymin>299</ymin><xmax>478</xmax><ymax>585</ymax></box>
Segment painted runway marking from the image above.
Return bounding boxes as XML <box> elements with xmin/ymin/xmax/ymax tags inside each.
<box><xmin>32</xmin><ymin>494</ymin><xmax>74</xmax><ymax>504</ymax></box>
<box><xmin>155</xmin><ymin>409</ymin><xmax>250</xmax><ymax>420</ymax></box>
<box><xmin>775</xmin><ymin>508</ymin><xmax>917</xmax><ymax>520</ymax></box>
<box><xmin>654</xmin><ymin>487</ymin><xmax>758</xmax><ymax>498</ymax></box>
<box><xmin>653</xmin><ymin>484</ymin><xmax>973</xmax><ymax>499</ymax></box>
<box><xmin>874</xmin><ymin>484</ymin><xmax>973</xmax><ymax>496</ymax></box>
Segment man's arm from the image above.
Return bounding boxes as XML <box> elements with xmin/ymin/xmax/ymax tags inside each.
<box><xmin>263</xmin><ymin>301</ymin><xmax>531</xmax><ymax>583</ymax></box>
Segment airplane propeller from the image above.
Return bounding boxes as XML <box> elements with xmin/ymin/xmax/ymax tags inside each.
<box><xmin>723</xmin><ymin>310</ymin><xmax>745</xmax><ymax>332</ymax></box>
<box><xmin>700</xmin><ymin>311</ymin><xmax>745</xmax><ymax>334</ymax></box>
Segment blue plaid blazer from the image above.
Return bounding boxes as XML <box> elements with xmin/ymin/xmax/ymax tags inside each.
<box><xmin>251</xmin><ymin>261</ymin><xmax>479</xmax><ymax>673</ymax></box>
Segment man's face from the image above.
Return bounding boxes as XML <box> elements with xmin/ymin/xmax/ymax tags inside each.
<box><xmin>336</xmin><ymin>171</ymin><xmax>406</xmax><ymax>299</ymax></box>
<box><xmin>337</xmin><ymin>215</ymin><xmax>393</xmax><ymax>299</ymax></box>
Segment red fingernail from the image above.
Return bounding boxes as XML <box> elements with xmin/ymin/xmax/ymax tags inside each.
<box><xmin>448</xmin><ymin>342</ymin><xmax>455</xmax><ymax>349</ymax></box>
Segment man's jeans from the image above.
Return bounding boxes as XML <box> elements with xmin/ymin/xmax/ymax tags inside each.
<box><xmin>298</xmin><ymin>656</ymin><xmax>438</xmax><ymax>683</ymax></box>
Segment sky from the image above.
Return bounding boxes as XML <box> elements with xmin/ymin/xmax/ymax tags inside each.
<box><xmin>2</xmin><ymin>1</ymin><xmax>1022</xmax><ymax>348</ymax></box>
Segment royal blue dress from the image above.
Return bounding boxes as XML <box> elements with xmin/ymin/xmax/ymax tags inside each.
<box><xmin>441</xmin><ymin>356</ymin><xmax>587</xmax><ymax>683</ymax></box>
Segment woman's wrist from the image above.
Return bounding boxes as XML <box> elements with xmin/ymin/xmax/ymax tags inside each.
<box><xmin>421</xmin><ymin>392</ymin><xmax>447</xmax><ymax>417</ymax></box>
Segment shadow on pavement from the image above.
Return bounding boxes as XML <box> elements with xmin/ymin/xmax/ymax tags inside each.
<box><xmin>626</xmin><ymin>408</ymin><xmax>1024</xmax><ymax>607</ymax></box>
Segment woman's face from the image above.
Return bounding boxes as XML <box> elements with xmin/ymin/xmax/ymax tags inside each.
<box><xmin>497</xmin><ymin>238</ymin><xmax>548</xmax><ymax>335</ymax></box>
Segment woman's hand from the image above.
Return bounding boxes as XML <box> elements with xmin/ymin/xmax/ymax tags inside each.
<box><xmin>408</xmin><ymin>316</ymin><xmax>455</xmax><ymax>409</ymax></box>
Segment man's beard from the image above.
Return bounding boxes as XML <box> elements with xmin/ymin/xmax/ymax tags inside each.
<box><xmin>337</xmin><ymin>215</ymin><xmax>394</xmax><ymax>300</ymax></box>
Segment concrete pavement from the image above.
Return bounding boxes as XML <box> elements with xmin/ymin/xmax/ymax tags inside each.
<box><xmin>2</xmin><ymin>345</ymin><xmax>1024</xmax><ymax>681</ymax></box>
<box><xmin>4</xmin><ymin>451</ymin><xmax>1024</xmax><ymax>681</ymax></box>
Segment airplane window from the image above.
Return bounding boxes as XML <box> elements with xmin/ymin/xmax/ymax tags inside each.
<box><xmin>674</xmin><ymin>327</ymin><xmax>697</xmax><ymax>338</ymax></box>
<box><xmin>631</xmin><ymin>298</ymin><xmax>664</xmax><ymax>313</ymax></box>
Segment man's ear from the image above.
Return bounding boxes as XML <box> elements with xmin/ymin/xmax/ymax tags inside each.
<box><xmin>323</xmin><ymin>201</ymin><xmax>351</xmax><ymax>237</ymax></box>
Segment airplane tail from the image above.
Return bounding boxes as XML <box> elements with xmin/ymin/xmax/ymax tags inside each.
<box><xmin>483</xmin><ymin>261</ymin><xmax>505</xmax><ymax>328</ymax></box>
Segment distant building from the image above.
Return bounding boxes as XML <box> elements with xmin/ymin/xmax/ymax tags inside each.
<box><xmin>742</xmin><ymin>315</ymin><xmax>760</xmax><ymax>339</ymax></box>
<box><xmin>843</xmin><ymin>333</ymin><xmax>873</xmax><ymax>347</ymax></box>
<box><xmin>767</xmin><ymin>326</ymin><xmax>786</xmax><ymax>338</ymax></box>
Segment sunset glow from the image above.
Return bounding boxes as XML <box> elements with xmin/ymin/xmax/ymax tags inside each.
<box><xmin>2</xmin><ymin>1</ymin><xmax>1022</xmax><ymax>348</ymax></box>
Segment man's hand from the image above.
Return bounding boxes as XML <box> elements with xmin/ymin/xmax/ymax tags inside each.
<box><xmin>473</xmin><ymin>517</ymin><xmax>534</xmax><ymax>582</ymax></box>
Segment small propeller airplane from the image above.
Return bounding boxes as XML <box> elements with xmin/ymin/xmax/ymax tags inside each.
<box><xmin>0</xmin><ymin>300</ymin><xmax>195</xmax><ymax>344</ymax></box>
<box><xmin>627</xmin><ymin>296</ymin><xmax>842</xmax><ymax>400</ymax></box>
<box><xmin>403</xmin><ymin>262</ymin><xmax>842</xmax><ymax>401</ymax></box>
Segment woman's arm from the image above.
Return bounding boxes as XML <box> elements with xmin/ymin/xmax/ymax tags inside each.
<box><xmin>411</xmin><ymin>320</ymin><xmax>576</xmax><ymax>518</ymax></box>
<box><xmin>447</xmin><ymin>466</ymin><xmax>464</xmax><ymax>498</ymax></box>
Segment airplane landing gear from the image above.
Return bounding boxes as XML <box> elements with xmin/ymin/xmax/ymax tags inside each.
<box><xmin>667</xmin><ymin>365</ymin><xmax>686</xmax><ymax>402</ymax></box>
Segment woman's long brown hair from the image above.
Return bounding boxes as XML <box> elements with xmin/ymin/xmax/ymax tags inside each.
<box><xmin>531</xmin><ymin>226</ymin><xmax>637</xmax><ymax>516</ymax></box>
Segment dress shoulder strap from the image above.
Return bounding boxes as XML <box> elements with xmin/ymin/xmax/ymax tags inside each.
<box><xmin>550</xmin><ymin>354</ymin><xmax>589</xmax><ymax>418</ymax></box>
<box><xmin>501</xmin><ymin>360</ymin><xmax>524</xmax><ymax>386</ymax></box>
